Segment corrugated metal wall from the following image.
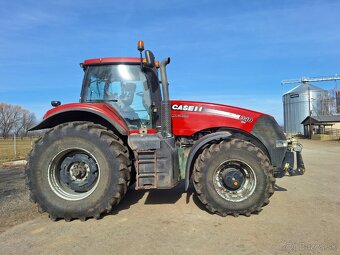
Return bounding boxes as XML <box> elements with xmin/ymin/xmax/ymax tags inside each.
<box><xmin>283</xmin><ymin>83</ymin><xmax>328</xmax><ymax>134</ymax></box>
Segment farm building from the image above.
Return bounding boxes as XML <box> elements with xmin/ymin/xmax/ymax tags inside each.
<box><xmin>301</xmin><ymin>115</ymin><xmax>340</xmax><ymax>139</ymax></box>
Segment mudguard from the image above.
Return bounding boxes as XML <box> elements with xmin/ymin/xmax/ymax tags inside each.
<box><xmin>185</xmin><ymin>131</ymin><xmax>232</xmax><ymax>190</ymax></box>
<box><xmin>30</xmin><ymin>103</ymin><xmax>129</xmax><ymax>136</ymax></box>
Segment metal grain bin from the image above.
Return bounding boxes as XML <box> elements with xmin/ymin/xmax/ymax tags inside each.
<box><xmin>283</xmin><ymin>83</ymin><xmax>328</xmax><ymax>134</ymax></box>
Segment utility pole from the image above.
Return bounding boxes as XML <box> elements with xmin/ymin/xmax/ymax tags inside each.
<box><xmin>308</xmin><ymin>87</ymin><xmax>312</xmax><ymax>139</ymax></box>
<box><xmin>13</xmin><ymin>134</ymin><xmax>17</xmax><ymax>159</ymax></box>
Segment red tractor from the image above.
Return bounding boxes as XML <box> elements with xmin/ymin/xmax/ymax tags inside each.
<box><xmin>26</xmin><ymin>41</ymin><xmax>305</xmax><ymax>221</ymax></box>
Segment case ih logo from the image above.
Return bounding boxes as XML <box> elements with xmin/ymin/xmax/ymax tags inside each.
<box><xmin>172</xmin><ymin>104</ymin><xmax>253</xmax><ymax>123</ymax></box>
<box><xmin>172</xmin><ymin>104</ymin><xmax>203</xmax><ymax>112</ymax></box>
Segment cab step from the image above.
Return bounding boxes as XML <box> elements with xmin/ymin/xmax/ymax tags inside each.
<box><xmin>135</xmin><ymin>150</ymin><xmax>157</xmax><ymax>190</ymax></box>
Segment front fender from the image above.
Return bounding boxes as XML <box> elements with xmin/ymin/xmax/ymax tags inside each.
<box><xmin>184</xmin><ymin>131</ymin><xmax>232</xmax><ymax>190</ymax></box>
<box><xmin>30</xmin><ymin>103</ymin><xmax>129</xmax><ymax>136</ymax></box>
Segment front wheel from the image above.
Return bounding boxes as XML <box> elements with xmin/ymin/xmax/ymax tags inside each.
<box><xmin>26</xmin><ymin>122</ymin><xmax>131</xmax><ymax>221</ymax></box>
<box><xmin>193</xmin><ymin>139</ymin><xmax>275</xmax><ymax>217</ymax></box>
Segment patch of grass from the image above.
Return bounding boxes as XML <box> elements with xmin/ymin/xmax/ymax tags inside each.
<box><xmin>0</xmin><ymin>137</ymin><xmax>38</xmax><ymax>163</ymax></box>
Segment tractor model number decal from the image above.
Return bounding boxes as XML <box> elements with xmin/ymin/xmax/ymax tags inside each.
<box><xmin>202</xmin><ymin>108</ymin><xmax>253</xmax><ymax>123</ymax></box>
<box><xmin>239</xmin><ymin>116</ymin><xmax>253</xmax><ymax>123</ymax></box>
<box><xmin>172</xmin><ymin>104</ymin><xmax>203</xmax><ymax>112</ymax></box>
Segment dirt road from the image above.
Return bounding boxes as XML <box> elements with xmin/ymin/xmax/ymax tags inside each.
<box><xmin>0</xmin><ymin>166</ymin><xmax>39</xmax><ymax>233</ymax></box>
<box><xmin>0</xmin><ymin>139</ymin><xmax>339</xmax><ymax>254</ymax></box>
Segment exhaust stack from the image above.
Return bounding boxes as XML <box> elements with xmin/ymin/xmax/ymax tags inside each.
<box><xmin>160</xmin><ymin>57</ymin><xmax>171</xmax><ymax>137</ymax></box>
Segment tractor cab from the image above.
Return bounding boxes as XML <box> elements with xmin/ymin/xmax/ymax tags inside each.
<box><xmin>80</xmin><ymin>63</ymin><xmax>154</xmax><ymax>130</ymax></box>
<box><xmin>79</xmin><ymin>42</ymin><xmax>171</xmax><ymax>137</ymax></box>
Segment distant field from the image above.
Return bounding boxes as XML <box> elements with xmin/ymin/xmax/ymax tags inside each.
<box><xmin>0</xmin><ymin>137</ymin><xmax>38</xmax><ymax>163</ymax></box>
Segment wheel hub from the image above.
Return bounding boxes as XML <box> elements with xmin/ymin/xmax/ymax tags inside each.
<box><xmin>220</xmin><ymin>168</ymin><xmax>244</xmax><ymax>191</ymax></box>
<box><xmin>69</xmin><ymin>163</ymin><xmax>89</xmax><ymax>180</ymax></box>
<box><xmin>213</xmin><ymin>160</ymin><xmax>256</xmax><ymax>202</ymax></box>
<box><xmin>60</xmin><ymin>153</ymin><xmax>98</xmax><ymax>192</ymax></box>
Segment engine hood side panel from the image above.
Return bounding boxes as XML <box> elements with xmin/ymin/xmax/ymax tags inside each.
<box><xmin>171</xmin><ymin>100</ymin><xmax>264</xmax><ymax>136</ymax></box>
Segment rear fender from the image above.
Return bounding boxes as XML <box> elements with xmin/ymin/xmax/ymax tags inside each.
<box><xmin>30</xmin><ymin>107</ymin><xmax>129</xmax><ymax>136</ymax></box>
<box><xmin>184</xmin><ymin>131</ymin><xmax>232</xmax><ymax>190</ymax></box>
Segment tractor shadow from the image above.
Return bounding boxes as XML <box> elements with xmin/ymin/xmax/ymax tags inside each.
<box><xmin>110</xmin><ymin>181</ymin><xmax>188</xmax><ymax>215</ymax></box>
<box><xmin>273</xmin><ymin>184</ymin><xmax>287</xmax><ymax>192</ymax></box>
<box><xmin>110</xmin><ymin>182</ymin><xmax>287</xmax><ymax>216</ymax></box>
<box><xmin>185</xmin><ymin>183</ymin><xmax>212</xmax><ymax>214</ymax></box>
<box><xmin>144</xmin><ymin>181</ymin><xmax>185</xmax><ymax>204</ymax></box>
<box><xmin>110</xmin><ymin>180</ymin><xmax>209</xmax><ymax>215</ymax></box>
<box><xmin>110</xmin><ymin>187</ymin><xmax>147</xmax><ymax>215</ymax></box>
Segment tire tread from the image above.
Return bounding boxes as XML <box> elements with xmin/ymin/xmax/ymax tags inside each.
<box><xmin>193</xmin><ymin>139</ymin><xmax>275</xmax><ymax>217</ymax></box>
<box><xmin>26</xmin><ymin>121</ymin><xmax>131</xmax><ymax>221</ymax></box>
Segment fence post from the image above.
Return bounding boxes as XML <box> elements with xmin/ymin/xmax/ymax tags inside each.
<box><xmin>13</xmin><ymin>134</ymin><xmax>17</xmax><ymax>159</ymax></box>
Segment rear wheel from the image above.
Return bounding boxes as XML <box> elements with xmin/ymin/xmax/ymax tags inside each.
<box><xmin>26</xmin><ymin>122</ymin><xmax>131</xmax><ymax>221</ymax></box>
<box><xmin>193</xmin><ymin>139</ymin><xmax>275</xmax><ymax>216</ymax></box>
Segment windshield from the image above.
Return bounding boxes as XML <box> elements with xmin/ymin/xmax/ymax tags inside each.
<box><xmin>82</xmin><ymin>64</ymin><xmax>152</xmax><ymax>129</ymax></box>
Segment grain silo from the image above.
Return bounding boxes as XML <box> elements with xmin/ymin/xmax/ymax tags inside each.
<box><xmin>283</xmin><ymin>83</ymin><xmax>328</xmax><ymax>134</ymax></box>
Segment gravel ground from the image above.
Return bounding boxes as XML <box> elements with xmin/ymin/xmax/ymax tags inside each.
<box><xmin>0</xmin><ymin>139</ymin><xmax>339</xmax><ymax>255</ymax></box>
<box><xmin>0</xmin><ymin>166</ymin><xmax>39</xmax><ymax>233</ymax></box>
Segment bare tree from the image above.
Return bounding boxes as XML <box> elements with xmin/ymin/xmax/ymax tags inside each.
<box><xmin>336</xmin><ymin>90</ymin><xmax>340</xmax><ymax>114</ymax></box>
<box><xmin>18</xmin><ymin>110</ymin><xmax>37</xmax><ymax>138</ymax></box>
<box><xmin>0</xmin><ymin>103</ymin><xmax>19</xmax><ymax>138</ymax></box>
<box><xmin>0</xmin><ymin>103</ymin><xmax>37</xmax><ymax>138</ymax></box>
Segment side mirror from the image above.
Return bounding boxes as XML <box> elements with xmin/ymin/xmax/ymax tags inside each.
<box><xmin>145</xmin><ymin>50</ymin><xmax>155</xmax><ymax>67</ymax></box>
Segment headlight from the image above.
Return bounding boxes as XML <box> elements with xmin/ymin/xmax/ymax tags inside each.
<box><xmin>276</xmin><ymin>140</ymin><xmax>288</xmax><ymax>148</ymax></box>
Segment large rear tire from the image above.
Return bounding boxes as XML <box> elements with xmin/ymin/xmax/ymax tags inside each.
<box><xmin>26</xmin><ymin>122</ymin><xmax>131</xmax><ymax>221</ymax></box>
<box><xmin>193</xmin><ymin>139</ymin><xmax>275</xmax><ymax>217</ymax></box>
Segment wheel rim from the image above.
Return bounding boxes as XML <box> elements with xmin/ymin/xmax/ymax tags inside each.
<box><xmin>48</xmin><ymin>148</ymin><xmax>100</xmax><ymax>201</ymax></box>
<box><xmin>213</xmin><ymin>160</ymin><xmax>256</xmax><ymax>202</ymax></box>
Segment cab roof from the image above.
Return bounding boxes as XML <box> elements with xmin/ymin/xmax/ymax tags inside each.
<box><xmin>83</xmin><ymin>57</ymin><xmax>141</xmax><ymax>66</ymax></box>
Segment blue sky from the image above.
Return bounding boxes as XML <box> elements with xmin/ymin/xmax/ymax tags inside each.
<box><xmin>0</xmin><ymin>0</ymin><xmax>339</xmax><ymax>124</ymax></box>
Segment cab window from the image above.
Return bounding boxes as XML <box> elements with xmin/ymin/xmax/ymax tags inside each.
<box><xmin>83</xmin><ymin>64</ymin><xmax>152</xmax><ymax>129</ymax></box>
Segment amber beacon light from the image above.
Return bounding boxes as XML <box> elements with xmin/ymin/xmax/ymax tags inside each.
<box><xmin>137</xmin><ymin>40</ymin><xmax>144</xmax><ymax>52</ymax></box>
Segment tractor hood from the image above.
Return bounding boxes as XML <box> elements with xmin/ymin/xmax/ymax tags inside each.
<box><xmin>170</xmin><ymin>100</ymin><xmax>265</xmax><ymax>136</ymax></box>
